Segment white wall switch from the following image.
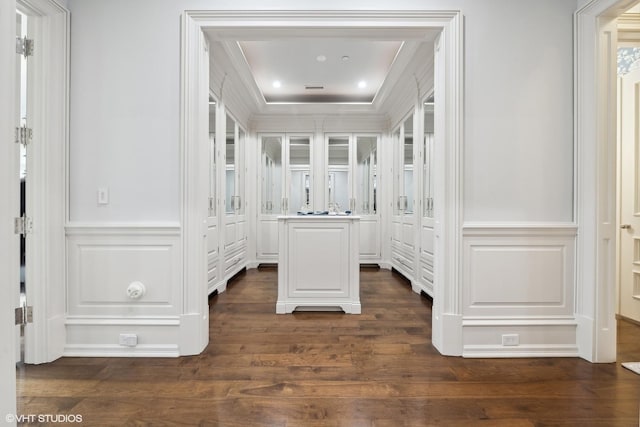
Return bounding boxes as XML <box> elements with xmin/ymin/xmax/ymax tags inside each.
<box><xmin>97</xmin><ymin>187</ymin><xmax>109</xmax><ymax>205</ymax></box>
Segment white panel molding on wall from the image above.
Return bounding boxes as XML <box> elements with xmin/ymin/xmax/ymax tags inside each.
<box><xmin>461</xmin><ymin>223</ymin><xmax>578</xmax><ymax>358</ymax></box>
<box><xmin>65</xmin><ymin>224</ymin><xmax>185</xmax><ymax>357</ymax></box>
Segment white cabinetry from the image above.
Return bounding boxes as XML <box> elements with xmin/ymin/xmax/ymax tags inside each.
<box><xmin>325</xmin><ymin>133</ymin><xmax>381</xmax><ymax>261</ymax></box>
<box><xmin>206</xmin><ymin>101</ymin><xmax>219</xmax><ymax>293</ymax></box>
<box><xmin>391</xmin><ymin>113</ymin><xmax>417</xmax><ymax>280</ymax></box>
<box><xmin>419</xmin><ymin>102</ymin><xmax>435</xmax><ymax>296</ymax></box>
<box><xmin>257</xmin><ymin>134</ymin><xmax>313</xmax><ymax>262</ymax></box>
<box><xmin>223</xmin><ymin>113</ymin><xmax>247</xmax><ymax>279</ymax></box>
<box><xmin>277</xmin><ymin>215</ymin><xmax>360</xmax><ymax>314</ymax></box>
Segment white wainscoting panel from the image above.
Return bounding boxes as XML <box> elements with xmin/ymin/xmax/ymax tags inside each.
<box><xmin>65</xmin><ymin>224</ymin><xmax>186</xmax><ymax>357</ymax></box>
<box><xmin>461</xmin><ymin>223</ymin><xmax>578</xmax><ymax>358</ymax></box>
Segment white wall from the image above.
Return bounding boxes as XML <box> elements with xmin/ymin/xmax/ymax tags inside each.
<box><xmin>65</xmin><ymin>0</ymin><xmax>579</xmax><ymax>357</ymax></box>
<box><xmin>67</xmin><ymin>0</ymin><xmax>576</xmax><ymax>224</ymax></box>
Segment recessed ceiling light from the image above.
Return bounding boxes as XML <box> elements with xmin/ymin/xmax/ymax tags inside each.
<box><xmin>316</xmin><ymin>55</ymin><xmax>327</xmax><ymax>62</ymax></box>
<box><xmin>272</xmin><ymin>80</ymin><xmax>282</xmax><ymax>88</ymax></box>
<box><xmin>342</xmin><ymin>55</ymin><xmax>350</xmax><ymax>61</ymax></box>
<box><xmin>358</xmin><ymin>81</ymin><xmax>367</xmax><ymax>89</ymax></box>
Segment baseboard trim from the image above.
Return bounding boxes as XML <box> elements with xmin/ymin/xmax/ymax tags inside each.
<box><xmin>463</xmin><ymin>344</ymin><xmax>580</xmax><ymax>358</ymax></box>
<box><xmin>63</xmin><ymin>344</ymin><xmax>179</xmax><ymax>358</ymax></box>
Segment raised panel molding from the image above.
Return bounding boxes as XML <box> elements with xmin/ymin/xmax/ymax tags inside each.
<box><xmin>461</xmin><ymin>223</ymin><xmax>578</xmax><ymax>357</ymax></box>
<box><xmin>65</xmin><ymin>224</ymin><xmax>187</xmax><ymax>357</ymax></box>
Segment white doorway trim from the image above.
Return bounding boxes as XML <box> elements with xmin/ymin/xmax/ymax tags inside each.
<box><xmin>180</xmin><ymin>9</ymin><xmax>464</xmax><ymax>355</ymax></box>
<box><xmin>575</xmin><ymin>0</ymin><xmax>637</xmax><ymax>362</ymax></box>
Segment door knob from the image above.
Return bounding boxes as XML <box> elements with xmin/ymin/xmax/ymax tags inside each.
<box><xmin>621</xmin><ymin>224</ymin><xmax>632</xmax><ymax>229</ymax></box>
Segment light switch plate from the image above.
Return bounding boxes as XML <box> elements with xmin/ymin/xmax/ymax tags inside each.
<box><xmin>98</xmin><ymin>187</ymin><xmax>109</xmax><ymax>205</ymax></box>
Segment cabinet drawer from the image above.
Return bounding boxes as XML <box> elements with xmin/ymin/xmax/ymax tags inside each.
<box><xmin>224</xmin><ymin>247</ymin><xmax>246</xmax><ymax>276</ymax></box>
<box><xmin>392</xmin><ymin>248</ymin><xmax>414</xmax><ymax>276</ymax></box>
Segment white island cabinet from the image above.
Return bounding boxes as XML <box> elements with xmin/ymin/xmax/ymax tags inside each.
<box><xmin>277</xmin><ymin>215</ymin><xmax>361</xmax><ymax>314</ymax></box>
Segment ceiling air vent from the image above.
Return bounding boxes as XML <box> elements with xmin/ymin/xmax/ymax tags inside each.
<box><xmin>305</xmin><ymin>85</ymin><xmax>324</xmax><ymax>90</ymax></box>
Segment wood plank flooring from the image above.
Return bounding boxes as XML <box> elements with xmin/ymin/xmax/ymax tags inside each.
<box><xmin>16</xmin><ymin>267</ymin><xmax>640</xmax><ymax>426</ymax></box>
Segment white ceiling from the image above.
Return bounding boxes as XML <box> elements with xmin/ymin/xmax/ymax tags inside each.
<box><xmin>204</xmin><ymin>27</ymin><xmax>440</xmax><ymax>112</ymax></box>
<box><xmin>238</xmin><ymin>39</ymin><xmax>403</xmax><ymax>103</ymax></box>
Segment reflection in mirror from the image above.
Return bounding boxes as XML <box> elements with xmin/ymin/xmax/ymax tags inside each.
<box><xmin>403</xmin><ymin>114</ymin><xmax>414</xmax><ymax>214</ymax></box>
<box><xmin>261</xmin><ymin>136</ymin><xmax>283</xmax><ymax>214</ymax></box>
<box><xmin>393</xmin><ymin>127</ymin><xmax>402</xmax><ymax>215</ymax></box>
<box><xmin>424</xmin><ymin>101</ymin><xmax>434</xmax><ymax>217</ymax></box>
<box><xmin>289</xmin><ymin>137</ymin><xmax>311</xmax><ymax>213</ymax></box>
<box><xmin>208</xmin><ymin>98</ymin><xmax>216</xmax><ymax>216</ymax></box>
<box><xmin>327</xmin><ymin>136</ymin><xmax>350</xmax><ymax>211</ymax></box>
<box><xmin>356</xmin><ymin>136</ymin><xmax>377</xmax><ymax>214</ymax></box>
<box><xmin>237</xmin><ymin>128</ymin><xmax>245</xmax><ymax>214</ymax></box>
<box><xmin>225</xmin><ymin>114</ymin><xmax>235</xmax><ymax>214</ymax></box>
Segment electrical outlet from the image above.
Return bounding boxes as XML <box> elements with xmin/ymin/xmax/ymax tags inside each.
<box><xmin>119</xmin><ymin>333</ymin><xmax>137</xmax><ymax>347</ymax></box>
<box><xmin>502</xmin><ymin>334</ymin><xmax>519</xmax><ymax>346</ymax></box>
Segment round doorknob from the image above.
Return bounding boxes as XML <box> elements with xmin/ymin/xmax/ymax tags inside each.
<box><xmin>621</xmin><ymin>224</ymin><xmax>632</xmax><ymax>229</ymax></box>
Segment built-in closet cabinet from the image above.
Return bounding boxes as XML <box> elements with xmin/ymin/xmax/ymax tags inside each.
<box><xmin>391</xmin><ymin>114</ymin><xmax>417</xmax><ymax>278</ymax></box>
<box><xmin>223</xmin><ymin>112</ymin><xmax>247</xmax><ymax>280</ymax></box>
<box><xmin>206</xmin><ymin>100</ymin><xmax>220</xmax><ymax>294</ymax></box>
<box><xmin>419</xmin><ymin>102</ymin><xmax>435</xmax><ymax>296</ymax></box>
<box><xmin>325</xmin><ymin>133</ymin><xmax>381</xmax><ymax>260</ymax></box>
<box><xmin>256</xmin><ymin>133</ymin><xmax>313</xmax><ymax>262</ymax></box>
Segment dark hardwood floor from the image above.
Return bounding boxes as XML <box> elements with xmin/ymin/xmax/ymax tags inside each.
<box><xmin>16</xmin><ymin>267</ymin><xmax>640</xmax><ymax>426</ymax></box>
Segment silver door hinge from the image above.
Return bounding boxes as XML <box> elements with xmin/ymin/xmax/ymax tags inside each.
<box><xmin>15</xmin><ymin>304</ymin><xmax>33</xmax><ymax>326</ymax></box>
<box><xmin>209</xmin><ymin>197</ymin><xmax>215</xmax><ymax>211</ymax></box>
<box><xmin>14</xmin><ymin>214</ymin><xmax>33</xmax><ymax>236</ymax></box>
<box><xmin>15</xmin><ymin>125</ymin><xmax>33</xmax><ymax>146</ymax></box>
<box><xmin>16</xmin><ymin>36</ymin><xmax>34</xmax><ymax>58</ymax></box>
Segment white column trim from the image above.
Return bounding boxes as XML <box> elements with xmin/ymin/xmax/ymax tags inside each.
<box><xmin>574</xmin><ymin>0</ymin><xmax>629</xmax><ymax>363</ymax></box>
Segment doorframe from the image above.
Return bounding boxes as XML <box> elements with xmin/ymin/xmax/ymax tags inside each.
<box><xmin>181</xmin><ymin>9</ymin><xmax>464</xmax><ymax>355</ymax></box>
<box><xmin>574</xmin><ymin>0</ymin><xmax>637</xmax><ymax>362</ymax></box>
<box><xmin>18</xmin><ymin>0</ymin><xmax>69</xmax><ymax>364</ymax></box>
<box><xmin>1</xmin><ymin>0</ymin><xmax>68</xmax><ymax>417</ymax></box>
<box><xmin>1</xmin><ymin>0</ymin><xmax>19</xmax><ymax>419</ymax></box>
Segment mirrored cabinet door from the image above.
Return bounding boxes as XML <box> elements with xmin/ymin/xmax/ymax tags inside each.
<box><xmin>403</xmin><ymin>114</ymin><xmax>414</xmax><ymax>215</ymax></box>
<box><xmin>225</xmin><ymin>113</ymin><xmax>235</xmax><ymax>215</ymax></box>
<box><xmin>355</xmin><ymin>135</ymin><xmax>377</xmax><ymax>215</ymax></box>
<box><xmin>236</xmin><ymin>127</ymin><xmax>245</xmax><ymax>215</ymax></box>
<box><xmin>261</xmin><ymin>135</ymin><xmax>284</xmax><ymax>214</ymax></box>
<box><xmin>288</xmin><ymin>136</ymin><xmax>311</xmax><ymax>213</ymax></box>
<box><xmin>208</xmin><ymin>100</ymin><xmax>216</xmax><ymax>217</ymax></box>
<box><xmin>393</xmin><ymin>126</ymin><xmax>402</xmax><ymax>216</ymax></box>
<box><xmin>423</xmin><ymin>103</ymin><xmax>434</xmax><ymax>218</ymax></box>
<box><xmin>327</xmin><ymin>135</ymin><xmax>351</xmax><ymax>212</ymax></box>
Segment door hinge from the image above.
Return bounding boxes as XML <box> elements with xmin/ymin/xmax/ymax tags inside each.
<box><xmin>14</xmin><ymin>214</ymin><xmax>33</xmax><ymax>236</ymax></box>
<box><xmin>15</xmin><ymin>304</ymin><xmax>33</xmax><ymax>326</ymax></box>
<box><xmin>15</xmin><ymin>125</ymin><xmax>33</xmax><ymax>146</ymax></box>
<box><xmin>16</xmin><ymin>36</ymin><xmax>34</xmax><ymax>58</ymax></box>
<box><xmin>209</xmin><ymin>197</ymin><xmax>215</xmax><ymax>211</ymax></box>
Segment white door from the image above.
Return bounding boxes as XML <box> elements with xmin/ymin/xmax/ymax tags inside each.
<box><xmin>2</xmin><ymin>2</ymin><xmax>19</xmax><ymax>421</ymax></box>
<box><xmin>619</xmin><ymin>66</ymin><xmax>640</xmax><ymax>322</ymax></box>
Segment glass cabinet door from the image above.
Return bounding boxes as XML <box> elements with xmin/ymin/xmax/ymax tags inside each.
<box><xmin>288</xmin><ymin>136</ymin><xmax>311</xmax><ymax>213</ymax></box>
<box><xmin>355</xmin><ymin>135</ymin><xmax>377</xmax><ymax>215</ymax></box>
<box><xmin>327</xmin><ymin>135</ymin><xmax>351</xmax><ymax>212</ymax></box>
<box><xmin>393</xmin><ymin>127</ymin><xmax>402</xmax><ymax>215</ymax></box>
<box><xmin>225</xmin><ymin>113</ymin><xmax>235</xmax><ymax>214</ymax></box>
<box><xmin>208</xmin><ymin>100</ymin><xmax>216</xmax><ymax>216</ymax></box>
<box><xmin>261</xmin><ymin>135</ymin><xmax>283</xmax><ymax>214</ymax></box>
<box><xmin>423</xmin><ymin>103</ymin><xmax>434</xmax><ymax>218</ymax></box>
<box><xmin>403</xmin><ymin>114</ymin><xmax>414</xmax><ymax>214</ymax></box>
<box><xmin>236</xmin><ymin>127</ymin><xmax>245</xmax><ymax>215</ymax></box>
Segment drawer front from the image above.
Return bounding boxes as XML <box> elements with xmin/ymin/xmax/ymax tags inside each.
<box><xmin>392</xmin><ymin>248</ymin><xmax>414</xmax><ymax>277</ymax></box>
<box><xmin>224</xmin><ymin>246</ymin><xmax>246</xmax><ymax>276</ymax></box>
